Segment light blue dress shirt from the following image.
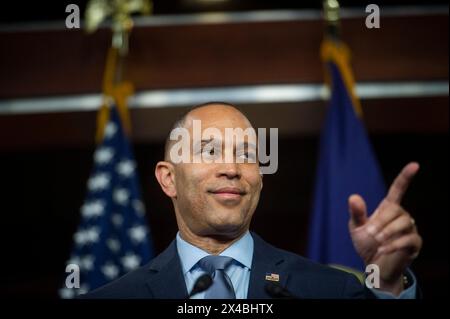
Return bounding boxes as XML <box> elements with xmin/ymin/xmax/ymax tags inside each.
<box><xmin>176</xmin><ymin>231</ymin><xmax>253</xmax><ymax>299</ymax></box>
<box><xmin>370</xmin><ymin>269</ymin><xmax>417</xmax><ymax>299</ymax></box>
<box><xmin>176</xmin><ymin>231</ymin><xmax>416</xmax><ymax>299</ymax></box>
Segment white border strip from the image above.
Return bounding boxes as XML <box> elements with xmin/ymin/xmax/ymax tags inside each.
<box><xmin>0</xmin><ymin>6</ymin><xmax>447</xmax><ymax>32</ymax></box>
<box><xmin>0</xmin><ymin>82</ymin><xmax>447</xmax><ymax>115</ymax></box>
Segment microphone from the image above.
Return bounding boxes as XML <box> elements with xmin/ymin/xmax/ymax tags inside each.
<box><xmin>188</xmin><ymin>274</ymin><xmax>213</xmax><ymax>298</ymax></box>
<box><xmin>265</xmin><ymin>282</ymin><xmax>298</xmax><ymax>299</ymax></box>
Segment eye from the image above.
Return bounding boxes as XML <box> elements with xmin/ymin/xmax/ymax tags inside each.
<box><xmin>237</xmin><ymin>151</ymin><xmax>256</xmax><ymax>161</ymax></box>
<box><xmin>201</xmin><ymin>145</ymin><xmax>220</xmax><ymax>157</ymax></box>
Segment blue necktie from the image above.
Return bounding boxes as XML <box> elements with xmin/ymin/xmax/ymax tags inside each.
<box><xmin>198</xmin><ymin>255</ymin><xmax>236</xmax><ymax>299</ymax></box>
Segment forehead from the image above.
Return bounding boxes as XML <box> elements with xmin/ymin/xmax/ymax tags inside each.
<box><xmin>184</xmin><ymin>105</ymin><xmax>253</xmax><ymax>131</ymax></box>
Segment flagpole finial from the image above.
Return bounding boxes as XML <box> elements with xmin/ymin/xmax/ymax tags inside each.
<box><xmin>85</xmin><ymin>0</ymin><xmax>153</xmax><ymax>56</ymax></box>
<box><xmin>85</xmin><ymin>1</ymin><xmax>152</xmax><ymax>141</ymax></box>
<box><xmin>322</xmin><ymin>0</ymin><xmax>341</xmax><ymax>40</ymax></box>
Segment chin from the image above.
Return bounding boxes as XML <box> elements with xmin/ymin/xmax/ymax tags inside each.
<box><xmin>204</xmin><ymin>205</ymin><xmax>250</xmax><ymax>235</ymax></box>
<box><xmin>209</xmin><ymin>219</ymin><xmax>246</xmax><ymax>237</ymax></box>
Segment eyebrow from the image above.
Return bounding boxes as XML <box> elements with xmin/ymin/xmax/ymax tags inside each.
<box><xmin>199</xmin><ymin>138</ymin><xmax>217</xmax><ymax>147</ymax></box>
<box><xmin>192</xmin><ymin>138</ymin><xmax>218</xmax><ymax>151</ymax></box>
<box><xmin>200</xmin><ymin>138</ymin><xmax>214</xmax><ymax>144</ymax></box>
<box><xmin>197</xmin><ymin>139</ymin><xmax>257</xmax><ymax>150</ymax></box>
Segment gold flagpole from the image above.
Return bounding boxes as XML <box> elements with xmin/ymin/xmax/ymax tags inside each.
<box><xmin>321</xmin><ymin>0</ymin><xmax>363</xmax><ymax>117</ymax></box>
<box><xmin>84</xmin><ymin>0</ymin><xmax>152</xmax><ymax>142</ymax></box>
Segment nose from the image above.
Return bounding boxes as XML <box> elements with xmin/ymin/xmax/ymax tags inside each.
<box><xmin>216</xmin><ymin>162</ymin><xmax>241</xmax><ymax>179</ymax></box>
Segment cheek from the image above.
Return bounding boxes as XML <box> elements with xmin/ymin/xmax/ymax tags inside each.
<box><xmin>247</xmin><ymin>173</ymin><xmax>263</xmax><ymax>208</ymax></box>
<box><xmin>176</xmin><ymin>166</ymin><xmax>209</xmax><ymax>207</ymax></box>
<box><xmin>239</xmin><ymin>176</ymin><xmax>261</xmax><ymax>225</ymax></box>
<box><xmin>246</xmin><ymin>169</ymin><xmax>263</xmax><ymax>193</ymax></box>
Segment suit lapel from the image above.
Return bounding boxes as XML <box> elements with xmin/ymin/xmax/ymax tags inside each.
<box><xmin>145</xmin><ymin>240</ymin><xmax>188</xmax><ymax>299</ymax></box>
<box><xmin>143</xmin><ymin>233</ymin><xmax>292</xmax><ymax>299</ymax></box>
<box><xmin>247</xmin><ymin>233</ymin><xmax>289</xmax><ymax>299</ymax></box>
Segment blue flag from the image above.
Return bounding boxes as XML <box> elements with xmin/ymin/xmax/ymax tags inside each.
<box><xmin>307</xmin><ymin>41</ymin><xmax>386</xmax><ymax>271</ymax></box>
<box><xmin>60</xmin><ymin>105</ymin><xmax>154</xmax><ymax>298</ymax></box>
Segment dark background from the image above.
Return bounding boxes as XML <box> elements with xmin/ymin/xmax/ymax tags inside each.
<box><xmin>0</xmin><ymin>0</ymin><xmax>448</xmax><ymax>299</ymax></box>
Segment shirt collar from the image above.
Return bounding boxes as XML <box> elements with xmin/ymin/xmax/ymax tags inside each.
<box><xmin>176</xmin><ymin>231</ymin><xmax>254</xmax><ymax>275</ymax></box>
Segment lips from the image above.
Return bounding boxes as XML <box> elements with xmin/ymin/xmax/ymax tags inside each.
<box><xmin>210</xmin><ymin>187</ymin><xmax>246</xmax><ymax>195</ymax></box>
<box><xmin>208</xmin><ymin>187</ymin><xmax>246</xmax><ymax>202</ymax></box>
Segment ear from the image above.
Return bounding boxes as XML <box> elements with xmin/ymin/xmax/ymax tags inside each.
<box><xmin>155</xmin><ymin>161</ymin><xmax>177</xmax><ymax>198</ymax></box>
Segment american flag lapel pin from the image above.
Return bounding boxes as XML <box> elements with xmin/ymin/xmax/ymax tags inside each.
<box><xmin>265</xmin><ymin>273</ymin><xmax>280</xmax><ymax>282</ymax></box>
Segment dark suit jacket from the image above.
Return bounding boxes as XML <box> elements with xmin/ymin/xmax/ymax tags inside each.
<box><xmin>84</xmin><ymin>232</ymin><xmax>375</xmax><ymax>299</ymax></box>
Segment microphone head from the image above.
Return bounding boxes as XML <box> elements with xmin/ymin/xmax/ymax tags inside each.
<box><xmin>189</xmin><ymin>274</ymin><xmax>213</xmax><ymax>297</ymax></box>
<box><xmin>265</xmin><ymin>282</ymin><xmax>294</xmax><ymax>299</ymax></box>
<box><xmin>265</xmin><ymin>281</ymin><xmax>282</xmax><ymax>296</ymax></box>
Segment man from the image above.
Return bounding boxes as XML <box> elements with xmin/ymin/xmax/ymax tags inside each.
<box><xmin>84</xmin><ymin>102</ymin><xmax>422</xmax><ymax>299</ymax></box>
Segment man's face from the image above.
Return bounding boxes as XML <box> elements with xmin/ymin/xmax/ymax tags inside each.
<box><xmin>170</xmin><ymin>105</ymin><xmax>262</xmax><ymax>239</ymax></box>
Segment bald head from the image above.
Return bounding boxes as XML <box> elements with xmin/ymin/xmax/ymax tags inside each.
<box><xmin>164</xmin><ymin>102</ymin><xmax>253</xmax><ymax>161</ymax></box>
<box><xmin>155</xmin><ymin>102</ymin><xmax>263</xmax><ymax>241</ymax></box>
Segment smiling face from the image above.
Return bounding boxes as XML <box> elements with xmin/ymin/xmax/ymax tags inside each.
<box><xmin>156</xmin><ymin>104</ymin><xmax>263</xmax><ymax>240</ymax></box>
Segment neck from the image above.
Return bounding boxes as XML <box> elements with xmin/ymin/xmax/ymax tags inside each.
<box><xmin>178</xmin><ymin>226</ymin><xmax>247</xmax><ymax>255</ymax></box>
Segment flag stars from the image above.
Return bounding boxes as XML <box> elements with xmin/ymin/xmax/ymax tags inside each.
<box><xmin>111</xmin><ymin>213</ymin><xmax>124</xmax><ymax>227</ymax></box>
<box><xmin>104</xmin><ymin>122</ymin><xmax>118</xmax><ymax>139</ymax></box>
<box><xmin>74</xmin><ymin>226</ymin><xmax>100</xmax><ymax>246</ymax></box>
<box><xmin>121</xmin><ymin>253</ymin><xmax>141</xmax><ymax>271</ymax></box>
<box><xmin>80</xmin><ymin>255</ymin><xmax>95</xmax><ymax>271</ymax></box>
<box><xmin>62</xmin><ymin>112</ymin><xmax>153</xmax><ymax>298</ymax></box>
<box><xmin>59</xmin><ymin>287</ymin><xmax>75</xmax><ymax>299</ymax></box>
<box><xmin>101</xmin><ymin>262</ymin><xmax>120</xmax><ymax>280</ymax></box>
<box><xmin>74</xmin><ymin>230</ymin><xmax>87</xmax><ymax>246</ymax></box>
<box><xmin>132</xmin><ymin>199</ymin><xmax>145</xmax><ymax>217</ymax></box>
<box><xmin>81</xmin><ymin>200</ymin><xmax>105</xmax><ymax>219</ymax></box>
<box><xmin>106</xmin><ymin>237</ymin><xmax>121</xmax><ymax>253</ymax></box>
<box><xmin>113</xmin><ymin>188</ymin><xmax>130</xmax><ymax>206</ymax></box>
<box><xmin>78</xmin><ymin>283</ymin><xmax>90</xmax><ymax>295</ymax></box>
<box><xmin>87</xmin><ymin>173</ymin><xmax>111</xmax><ymax>192</ymax></box>
<box><xmin>94</xmin><ymin>147</ymin><xmax>114</xmax><ymax>165</ymax></box>
<box><xmin>67</xmin><ymin>256</ymin><xmax>81</xmax><ymax>267</ymax></box>
<box><xmin>128</xmin><ymin>225</ymin><xmax>147</xmax><ymax>244</ymax></box>
<box><xmin>116</xmin><ymin>159</ymin><xmax>135</xmax><ymax>178</ymax></box>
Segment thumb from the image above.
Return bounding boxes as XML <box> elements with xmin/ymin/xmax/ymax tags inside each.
<box><xmin>348</xmin><ymin>194</ymin><xmax>368</xmax><ymax>229</ymax></box>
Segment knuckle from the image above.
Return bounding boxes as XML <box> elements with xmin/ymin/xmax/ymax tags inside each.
<box><xmin>400</xmin><ymin>215</ymin><xmax>413</xmax><ymax>227</ymax></box>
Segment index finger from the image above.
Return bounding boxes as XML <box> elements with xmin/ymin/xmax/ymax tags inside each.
<box><xmin>385</xmin><ymin>162</ymin><xmax>420</xmax><ymax>204</ymax></box>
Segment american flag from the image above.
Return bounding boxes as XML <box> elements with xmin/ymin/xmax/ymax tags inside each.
<box><xmin>59</xmin><ymin>105</ymin><xmax>154</xmax><ymax>298</ymax></box>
